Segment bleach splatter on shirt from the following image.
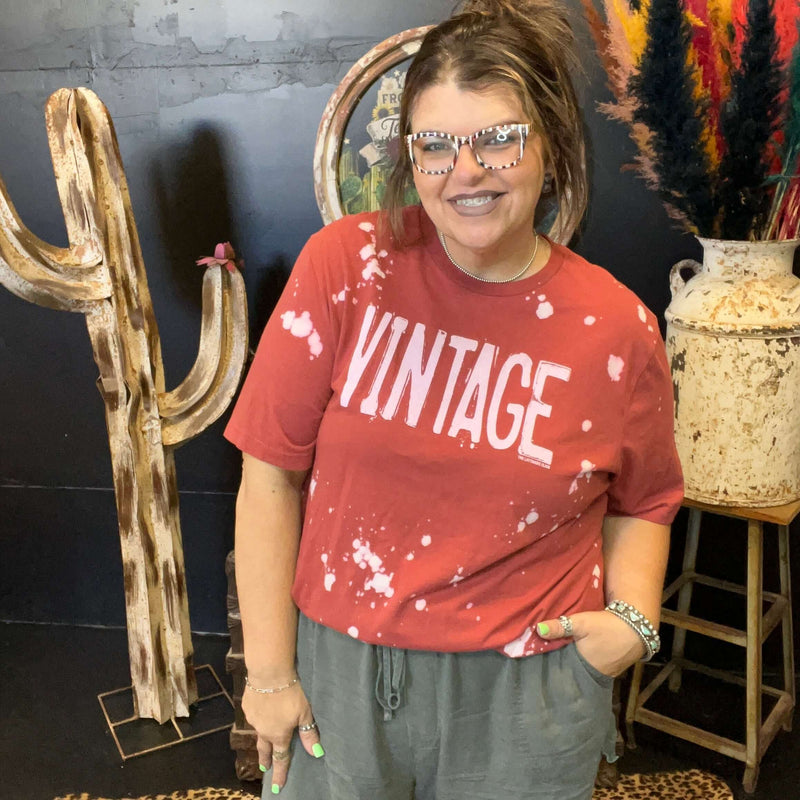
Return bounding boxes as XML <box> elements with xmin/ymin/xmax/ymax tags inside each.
<box><xmin>225</xmin><ymin>207</ymin><xmax>683</xmax><ymax>656</ymax></box>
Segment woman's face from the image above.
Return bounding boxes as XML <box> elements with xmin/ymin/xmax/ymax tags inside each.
<box><xmin>409</xmin><ymin>79</ymin><xmax>547</xmax><ymax>268</ymax></box>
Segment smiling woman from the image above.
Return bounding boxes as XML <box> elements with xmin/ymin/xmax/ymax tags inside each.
<box><xmin>224</xmin><ymin>2</ymin><xmax>683</xmax><ymax>799</ymax></box>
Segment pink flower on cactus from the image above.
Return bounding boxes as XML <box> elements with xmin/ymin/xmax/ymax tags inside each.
<box><xmin>196</xmin><ymin>242</ymin><xmax>242</xmax><ymax>272</ymax></box>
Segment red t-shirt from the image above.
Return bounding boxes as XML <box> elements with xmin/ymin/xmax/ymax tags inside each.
<box><xmin>225</xmin><ymin>206</ymin><xmax>683</xmax><ymax>656</ymax></box>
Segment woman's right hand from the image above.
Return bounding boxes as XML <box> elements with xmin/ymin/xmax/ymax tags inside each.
<box><xmin>242</xmin><ymin>680</ymin><xmax>324</xmax><ymax>793</ymax></box>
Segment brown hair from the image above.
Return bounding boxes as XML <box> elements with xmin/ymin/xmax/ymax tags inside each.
<box><xmin>383</xmin><ymin>0</ymin><xmax>586</xmax><ymax>245</ymax></box>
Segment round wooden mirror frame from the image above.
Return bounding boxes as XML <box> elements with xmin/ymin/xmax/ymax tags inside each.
<box><xmin>313</xmin><ymin>26</ymin><xmax>431</xmax><ymax>225</ymax></box>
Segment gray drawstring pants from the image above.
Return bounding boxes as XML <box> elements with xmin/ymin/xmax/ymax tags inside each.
<box><xmin>262</xmin><ymin>613</ymin><xmax>618</xmax><ymax>800</ymax></box>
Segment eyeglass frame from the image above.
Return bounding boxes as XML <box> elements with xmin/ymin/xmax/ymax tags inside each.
<box><xmin>405</xmin><ymin>123</ymin><xmax>531</xmax><ymax>175</ymax></box>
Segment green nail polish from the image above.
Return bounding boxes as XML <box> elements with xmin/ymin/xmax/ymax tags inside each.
<box><xmin>259</xmin><ymin>765</ymin><xmax>266</xmax><ymax>773</ymax></box>
<box><xmin>312</xmin><ymin>742</ymin><xmax>325</xmax><ymax>758</ymax></box>
<box><xmin>271</xmin><ymin>784</ymin><xmax>281</xmax><ymax>795</ymax></box>
<box><xmin>537</xmin><ymin>622</ymin><xmax>550</xmax><ymax>636</ymax></box>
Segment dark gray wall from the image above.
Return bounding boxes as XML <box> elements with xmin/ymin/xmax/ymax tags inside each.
<box><xmin>0</xmin><ymin>1</ymin><xmax>694</xmax><ymax>634</ymax></box>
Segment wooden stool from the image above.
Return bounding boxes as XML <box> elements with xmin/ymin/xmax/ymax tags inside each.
<box><xmin>625</xmin><ymin>497</ymin><xmax>798</xmax><ymax>793</ymax></box>
<box><xmin>225</xmin><ymin>550</ymin><xmax>261</xmax><ymax>781</ymax></box>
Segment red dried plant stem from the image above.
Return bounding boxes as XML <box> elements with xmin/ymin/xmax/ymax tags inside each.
<box><xmin>686</xmin><ymin>0</ymin><xmax>726</xmax><ymax>162</ymax></box>
<box><xmin>581</xmin><ymin>0</ymin><xmax>620</xmax><ymax>89</ymax></box>
<box><xmin>776</xmin><ymin>178</ymin><xmax>800</xmax><ymax>238</ymax></box>
<box><xmin>774</xmin><ymin>0</ymin><xmax>800</xmax><ymax>67</ymax></box>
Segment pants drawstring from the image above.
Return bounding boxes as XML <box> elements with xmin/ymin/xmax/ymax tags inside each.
<box><xmin>374</xmin><ymin>645</ymin><xmax>406</xmax><ymax>721</ymax></box>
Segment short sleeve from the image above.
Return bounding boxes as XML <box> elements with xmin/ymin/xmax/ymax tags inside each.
<box><xmin>224</xmin><ymin>236</ymin><xmax>336</xmax><ymax>469</ymax></box>
<box><xmin>606</xmin><ymin>341</ymin><xmax>684</xmax><ymax>523</ymax></box>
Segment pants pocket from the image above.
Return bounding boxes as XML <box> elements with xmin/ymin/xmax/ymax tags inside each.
<box><xmin>571</xmin><ymin>642</ymin><xmax>614</xmax><ymax>689</ymax></box>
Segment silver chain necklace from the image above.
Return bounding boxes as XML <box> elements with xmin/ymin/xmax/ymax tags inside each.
<box><xmin>437</xmin><ymin>230</ymin><xmax>539</xmax><ymax>284</ymax></box>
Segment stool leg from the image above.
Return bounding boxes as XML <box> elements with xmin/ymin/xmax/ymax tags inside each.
<box><xmin>779</xmin><ymin>524</ymin><xmax>795</xmax><ymax>732</ymax></box>
<box><xmin>742</xmin><ymin>519</ymin><xmax>763</xmax><ymax>794</ymax></box>
<box><xmin>624</xmin><ymin>661</ymin><xmax>645</xmax><ymax>750</ymax></box>
<box><xmin>669</xmin><ymin>507</ymin><xmax>702</xmax><ymax>692</ymax></box>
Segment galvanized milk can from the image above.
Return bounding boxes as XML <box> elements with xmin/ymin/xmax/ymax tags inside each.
<box><xmin>665</xmin><ymin>238</ymin><xmax>800</xmax><ymax>506</ymax></box>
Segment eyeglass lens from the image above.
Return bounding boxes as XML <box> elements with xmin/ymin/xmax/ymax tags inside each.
<box><xmin>411</xmin><ymin>126</ymin><xmax>525</xmax><ymax>172</ymax></box>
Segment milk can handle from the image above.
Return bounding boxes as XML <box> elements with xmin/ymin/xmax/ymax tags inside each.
<box><xmin>669</xmin><ymin>259</ymin><xmax>702</xmax><ymax>299</ymax></box>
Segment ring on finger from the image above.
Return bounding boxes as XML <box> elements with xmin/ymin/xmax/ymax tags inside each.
<box><xmin>273</xmin><ymin>749</ymin><xmax>291</xmax><ymax>761</ymax></box>
<box><xmin>558</xmin><ymin>615</ymin><xmax>574</xmax><ymax>636</ymax></box>
<box><xmin>298</xmin><ymin>721</ymin><xmax>318</xmax><ymax>732</ymax></box>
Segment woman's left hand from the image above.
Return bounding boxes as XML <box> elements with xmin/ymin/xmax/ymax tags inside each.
<box><xmin>536</xmin><ymin>610</ymin><xmax>646</xmax><ymax>678</ymax></box>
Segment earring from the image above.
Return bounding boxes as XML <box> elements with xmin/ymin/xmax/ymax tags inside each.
<box><xmin>542</xmin><ymin>172</ymin><xmax>554</xmax><ymax>194</ymax></box>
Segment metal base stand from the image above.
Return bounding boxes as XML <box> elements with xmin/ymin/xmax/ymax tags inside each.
<box><xmin>98</xmin><ymin>664</ymin><xmax>234</xmax><ymax>761</ymax></box>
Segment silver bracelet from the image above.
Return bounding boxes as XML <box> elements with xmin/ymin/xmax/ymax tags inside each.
<box><xmin>605</xmin><ymin>599</ymin><xmax>661</xmax><ymax>662</ymax></box>
<box><xmin>244</xmin><ymin>674</ymin><xmax>299</xmax><ymax>694</ymax></box>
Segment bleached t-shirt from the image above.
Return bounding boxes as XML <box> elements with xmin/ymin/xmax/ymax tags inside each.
<box><xmin>225</xmin><ymin>206</ymin><xmax>683</xmax><ymax>657</ymax></box>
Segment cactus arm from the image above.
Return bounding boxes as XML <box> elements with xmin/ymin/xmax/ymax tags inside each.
<box><xmin>158</xmin><ymin>266</ymin><xmax>224</xmax><ymax>417</ymax></box>
<box><xmin>0</xmin><ymin>176</ymin><xmax>110</xmax><ymax>309</ymax></box>
<box><xmin>160</xmin><ymin>266</ymin><xmax>248</xmax><ymax>447</ymax></box>
<box><xmin>0</xmin><ymin>87</ymin><xmax>113</xmax><ymax>310</ymax></box>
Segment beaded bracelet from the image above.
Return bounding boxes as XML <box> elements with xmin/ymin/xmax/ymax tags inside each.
<box><xmin>244</xmin><ymin>674</ymin><xmax>300</xmax><ymax>694</ymax></box>
<box><xmin>604</xmin><ymin>599</ymin><xmax>661</xmax><ymax>662</ymax></box>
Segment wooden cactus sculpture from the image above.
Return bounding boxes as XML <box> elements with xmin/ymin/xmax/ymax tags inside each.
<box><xmin>0</xmin><ymin>88</ymin><xmax>248</xmax><ymax>723</ymax></box>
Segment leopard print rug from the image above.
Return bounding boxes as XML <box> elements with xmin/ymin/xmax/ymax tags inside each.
<box><xmin>53</xmin><ymin>793</ymin><xmax>257</xmax><ymax>800</ymax></box>
<box><xmin>593</xmin><ymin>769</ymin><xmax>733</xmax><ymax>799</ymax></box>
<box><xmin>54</xmin><ymin>769</ymin><xmax>734</xmax><ymax>799</ymax></box>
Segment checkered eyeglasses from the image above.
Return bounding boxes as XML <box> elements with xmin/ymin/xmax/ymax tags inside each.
<box><xmin>405</xmin><ymin>123</ymin><xmax>530</xmax><ymax>174</ymax></box>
